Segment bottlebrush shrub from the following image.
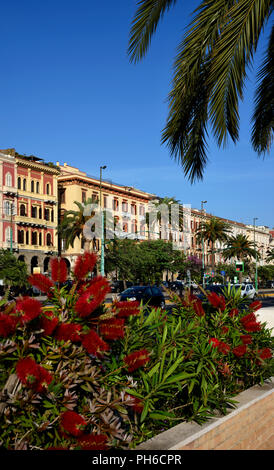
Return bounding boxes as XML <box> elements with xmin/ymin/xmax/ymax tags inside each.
<box><xmin>0</xmin><ymin>253</ymin><xmax>143</xmax><ymax>451</ymax></box>
<box><xmin>0</xmin><ymin>260</ymin><xmax>273</xmax><ymax>450</ymax></box>
<box><xmin>101</xmin><ymin>290</ymin><xmax>273</xmax><ymax>445</ymax></box>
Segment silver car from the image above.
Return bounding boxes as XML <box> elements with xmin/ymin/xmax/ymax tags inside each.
<box><xmin>234</xmin><ymin>283</ymin><xmax>257</xmax><ymax>300</ymax></box>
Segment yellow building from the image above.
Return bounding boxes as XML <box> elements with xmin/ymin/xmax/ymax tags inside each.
<box><xmin>57</xmin><ymin>163</ymin><xmax>156</xmax><ymax>269</ymax></box>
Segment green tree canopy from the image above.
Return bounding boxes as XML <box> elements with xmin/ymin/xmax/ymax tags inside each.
<box><xmin>0</xmin><ymin>250</ymin><xmax>28</xmax><ymax>288</ymax></box>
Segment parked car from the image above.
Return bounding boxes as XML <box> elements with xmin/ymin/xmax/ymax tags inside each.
<box><xmin>265</xmin><ymin>280</ymin><xmax>274</xmax><ymax>289</ymax></box>
<box><xmin>110</xmin><ymin>280</ymin><xmax>133</xmax><ymax>293</ymax></box>
<box><xmin>234</xmin><ymin>283</ymin><xmax>257</xmax><ymax>300</ymax></box>
<box><xmin>169</xmin><ymin>280</ymin><xmax>184</xmax><ymax>294</ymax></box>
<box><xmin>197</xmin><ymin>284</ymin><xmax>226</xmax><ymax>300</ymax></box>
<box><xmin>118</xmin><ymin>285</ymin><xmax>165</xmax><ymax>309</ymax></box>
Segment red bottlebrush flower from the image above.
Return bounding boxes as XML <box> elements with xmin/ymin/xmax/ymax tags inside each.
<box><xmin>207</xmin><ymin>292</ymin><xmax>226</xmax><ymax>311</ymax></box>
<box><xmin>75</xmin><ymin>277</ymin><xmax>110</xmax><ymax>318</ymax></box>
<box><xmin>192</xmin><ymin>298</ymin><xmax>205</xmax><ymax>317</ymax></box>
<box><xmin>240</xmin><ymin>312</ymin><xmax>256</xmax><ymax>325</ymax></box>
<box><xmin>243</xmin><ymin>321</ymin><xmax>262</xmax><ymax>332</ymax></box>
<box><xmin>182</xmin><ymin>292</ymin><xmax>199</xmax><ymax>307</ymax></box>
<box><xmin>99</xmin><ymin>318</ymin><xmax>125</xmax><ymax>340</ymax></box>
<box><xmin>76</xmin><ymin>434</ymin><xmax>108</xmax><ymax>450</ymax></box>
<box><xmin>249</xmin><ymin>300</ymin><xmax>262</xmax><ymax>312</ymax></box>
<box><xmin>81</xmin><ymin>329</ymin><xmax>109</xmax><ymax>356</ymax></box>
<box><xmin>209</xmin><ymin>338</ymin><xmax>220</xmax><ymax>348</ymax></box>
<box><xmin>28</xmin><ymin>273</ymin><xmax>54</xmax><ymax>294</ymax></box>
<box><xmin>16</xmin><ymin>357</ymin><xmax>41</xmax><ymax>389</ymax></box>
<box><xmin>50</xmin><ymin>258</ymin><xmax>68</xmax><ymax>284</ymax></box>
<box><xmin>240</xmin><ymin>334</ymin><xmax>252</xmax><ymax>345</ymax></box>
<box><xmin>60</xmin><ymin>411</ymin><xmax>87</xmax><ymax>437</ymax></box>
<box><xmin>218</xmin><ymin>361</ymin><xmax>231</xmax><ymax>376</ymax></box>
<box><xmin>54</xmin><ymin>323</ymin><xmax>82</xmax><ymax>343</ymax></box>
<box><xmin>217</xmin><ymin>341</ymin><xmax>230</xmax><ymax>355</ymax></box>
<box><xmin>15</xmin><ymin>297</ymin><xmax>42</xmax><ymax>324</ymax></box>
<box><xmin>229</xmin><ymin>308</ymin><xmax>239</xmax><ymax>317</ymax></box>
<box><xmin>232</xmin><ymin>344</ymin><xmax>247</xmax><ymax>357</ymax></box>
<box><xmin>39</xmin><ymin>311</ymin><xmax>59</xmax><ymax>336</ymax></box>
<box><xmin>221</xmin><ymin>326</ymin><xmax>229</xmax><ymax>334</ymax></box>
<box><xmin>16</xmin><ymin>357</ymin><xmax>53</xmax><ymax>393</ymax></box>
<box><xmin>258</xmin><ymin>348</ymin><xmax>272</xmax><ymax>360</ymax></box>
<box><xmin>125</xmin><ymin>394</ymin><xmax>144</xmax><ymax>414</ymax></box>
<box><xmin>114</xmin><ymin>301</ymin><xmax>140</xmax><ymax>318</ymax></box>
<box><xmin>0</xmin><ymin>313</ymin><xmax>17</xmax><ymax>337</ymax></box>
<box><xmin>124</xmin><ymin>349</ymin><xmax>150</xmax><ymax>372</ymax></box>
<box><xmin>35</xmin><ymin>366</ymin><xmax>53</xmax><ymax>393</ymax></box>
<box><xmin>73</xmin><ymin>252</ymin><xmax>97</xmax><ymax>280</ymax></box>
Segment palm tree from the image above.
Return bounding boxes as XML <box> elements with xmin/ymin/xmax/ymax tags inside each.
<box><xmin>146</xmin><ymin>196</ymin><xmax>184</xmax><ymax>240</ymax></box>
<box><xmin>222</xmin><ymin>234</ymin><xmax>258</xmax><ymax>282</ymax></box>
<box><xmin>128</xmin><ymin>0</ymin><xmax>273</xmax><ymax>183</ymax></box>
<box><xmin>58</xmin><ymin>197</ymin><xmax>97</xmax><ymax>252</ymax></box>
<box><xmin>266</xmin><ymin>247</ymin><xmax>274</xmax><ymax>263</ymax></box>
<box><xmin>195</xmin><ymin>217</ymin><xmax>231</xmax><ymax>269</ymax></box>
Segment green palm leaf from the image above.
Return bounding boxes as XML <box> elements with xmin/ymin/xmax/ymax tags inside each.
<box><xmin>252</xmin><ymin>24</ymin><xmax>274</xmax><ymax>155</ymax></box>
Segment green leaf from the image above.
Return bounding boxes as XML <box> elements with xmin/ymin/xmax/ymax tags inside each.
<box><xmin>165</xmin><ymin>371</ymin><xmax>196</xmax><ymax>385</ymax></box>
<box><xmin>147</xmin><ymin>362</ymin><xmax>161</xmax><ymax>378</ymax></box>
<box><xmin>149</xmin><ymin>410</ymin><xmax>176</xmax><ymax>420</ymax></box>
<box><xmin>140</xmin><ymin>400</ymin><xmax>150</xmax><ymax>423</ymax></box>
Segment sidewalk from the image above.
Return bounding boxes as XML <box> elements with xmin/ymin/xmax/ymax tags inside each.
<box><xmin>256</xmin><ymin>307</ymin><xmax>274</xmax><ymax>336</ymax></box>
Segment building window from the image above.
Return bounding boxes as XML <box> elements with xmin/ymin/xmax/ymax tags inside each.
<box><xmin>46</xmin><ymin>183</ymin><xmax>51</xmax><ymax>195</ymax></box>
<box><xmin>44</xmin><ymin>208</ymin><xmax>50</xmax><ymax>221</ymax></box>
<box><xmin>32</xmin><ymin>231</ymin><xmax>38</xmax><ymax>245</ymax></box>
<box><xmin>5</xmin><ymin>226</ymin><xmax>11</xmax><ymax>242</ymax></box>
<box><xmin>18</xmin><ymin>230</ymin><xmax>24</xmax><ymax>244</ymax></box>
<box><xmin>26</xmin><ymin>231</ymin><xmax>29</xmax><ymax>245</ymax></box>
<box><xmin>39</xmin><ymin>232</ymin><xmax>42</xmax><ymax>246</ymax></box>
<box><xmin>139</xmin><ymin>205</ymin><xmax>145</xmax><ymax>216</ymax></box>
<box><xmin>36</xmin><ymin>182</ymin><xmax>39</xmax><ymax>193</ymax></box>
<box><xmin>131</xmin><ymin>204</ymin><xmax>137</xmax><ymax>215</ymax></box>
<box><xmin>122</xmin><ymin>201</ymin><xmax>128</xmax><ymax>212</ymax></box>
<box><xmin>140</xmin><ymin>222</ymin><xmax>146</xmax><ymax>237</ymax></box>
<box><xmin>82</xmin><ymin>191</ymin><xmax>86</xmax><ymax>203</ymax></box>
<box><xmin>5</xmin><ymin>173</ymin><xmax>12</xmax><ymax>187</ymax></box>
<box><xmin>23</xmin><ymin>179</ymin><xmax>27</xmax><ymax>191</ymax></box>
<box><xmin>39</xmin><ymin>207</ymin><xmax>42</xmax><ymax>219</ymax></box>
<box><xmin>31</xmin><ymin>181</ymin><xmax>34</xmax><ymax>192</ymax></box>
<box><xmin>17</xmin><ymin>177</ymin><xmax>21</xmax><ymax>189</ymax></box>
<box><xmin>31</xmin><ymin>206</ymin><xmax>37</xmax><ymax>218</ymax></box>
<box><xmin>103</xmin><ymin>195</ymin><xmax>107</xmax><ymax>209</ymax></box>
<box><xmin>131</xmin><ymin>219</ymin><xmax>137</xmax><ymax>234</ymax></box>
<box><xmin>4</xmin><ymin>200</ymin><xmax>12</xmax><ymax>215</ymax></box>
<box><xmin>123</xmin><ymin>221</ymin><xmax>128</xmax><ymax>233</ymax></box>
<box><xmin>51</xmin><ymin>209</ymin><xmax>54</xmax><ymax>222</ymax></box>
<box><xmin>46</xmin><ymin>233</ymin><xmax>52</xmax><ymax>246</ymax></box>
<box><xmin>113</xmin><ymin>198</ymin><xmax>119</xmax><ymax>211</ymax></box>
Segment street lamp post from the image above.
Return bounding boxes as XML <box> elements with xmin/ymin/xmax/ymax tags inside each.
<box><xmin>201</xmin><ymin>200</ymin><xmax>207</xmax><ymax>286</ymax></box>
<box><xmin>253</xmin><ymin>217</ymin><xmax>258</xmax><ymax>291</ymax></box>
<box><xmin>100</xmin><ymin>166</ymin><xmax>107</xmax><ymax>276</ymax></box>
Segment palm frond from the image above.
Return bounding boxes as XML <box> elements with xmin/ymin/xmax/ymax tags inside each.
<box><xmin>128</xmin><ymin>0</ymin><xmax>178</xmax><ymax>63</ymax></box>
<box><xmin>252</xmin><ymin>24</ymin><xmax>274</xmax><ymax>155</ymax></box>
<box><xmin>209</xmin><ymin>0</ymin><xmax>272</xmax><ymax>146</ymax></box>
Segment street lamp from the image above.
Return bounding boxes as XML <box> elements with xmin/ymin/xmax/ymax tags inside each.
<box><xmin>253</xmin><ymin>217</ymin><xmax>258</xmax><ymax>291</ymax></box>
<box><xmin>100</xmin><ymin>166</ymin><xmax>107</xmax><ymax>276</ymax></box>
<box><xmin>201</xmin><ymin>201</ymin><xmax>207</xmax><ymax>286</ymax></box>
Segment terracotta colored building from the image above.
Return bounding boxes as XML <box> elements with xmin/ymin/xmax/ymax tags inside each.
<box><xmin>0</xmin><ymin>149</ymin><xmax>59</xmax><ymax>273</ymax></box>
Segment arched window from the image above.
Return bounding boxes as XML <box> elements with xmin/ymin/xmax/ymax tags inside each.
<box><xmin>44</xmin><ymin>208</ymin><xmax>50</xmax><ymax>221</ymax></box>
<box><xmin>36</xmin><ymin>181</ymin><xmax>39</xmax><ymax>193</ymax></box>
<box><xmin>23</xmin><ymin>179</ymin><xmax>26</xmax><ymax>191</ymax></box>
<box><xmin>122</xmin><ymin>221</ymin><xmax>128</xmax><ymax>233</ymax></box>
<box><xmin>4</xmin><ymin>200</ymin><xmax>11</xmax><ymax>215</ymax></box>
<box><xmin>20</xmin><ymin>204</ymin><xmax>26</xmax><ymax>217</ymax></box>
<box><xmin>46</xmin><ymin>233</ymin><xmax>52</xmax><ymax>246</ymax></box>
<box><xmin>17</xmin><ymin>177</ymin><xmax>21</xmax><ymax>189</ymax></box>
<box><xmin>5</xmin><ymin>172</ymin><xmax>12</xmax><ymax>187</ymax></box>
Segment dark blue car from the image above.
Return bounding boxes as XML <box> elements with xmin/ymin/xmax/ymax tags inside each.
<box><xmin>118</xmin><ymin>285</ymin><xmax>165</xmax><ymax>309</ymax></box>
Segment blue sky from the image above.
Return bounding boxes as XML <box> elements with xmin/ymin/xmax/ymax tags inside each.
<box><xmin>0</xmin><ymin>0</ymin><xmax>273</xmax><ymax>228</ymax></box>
